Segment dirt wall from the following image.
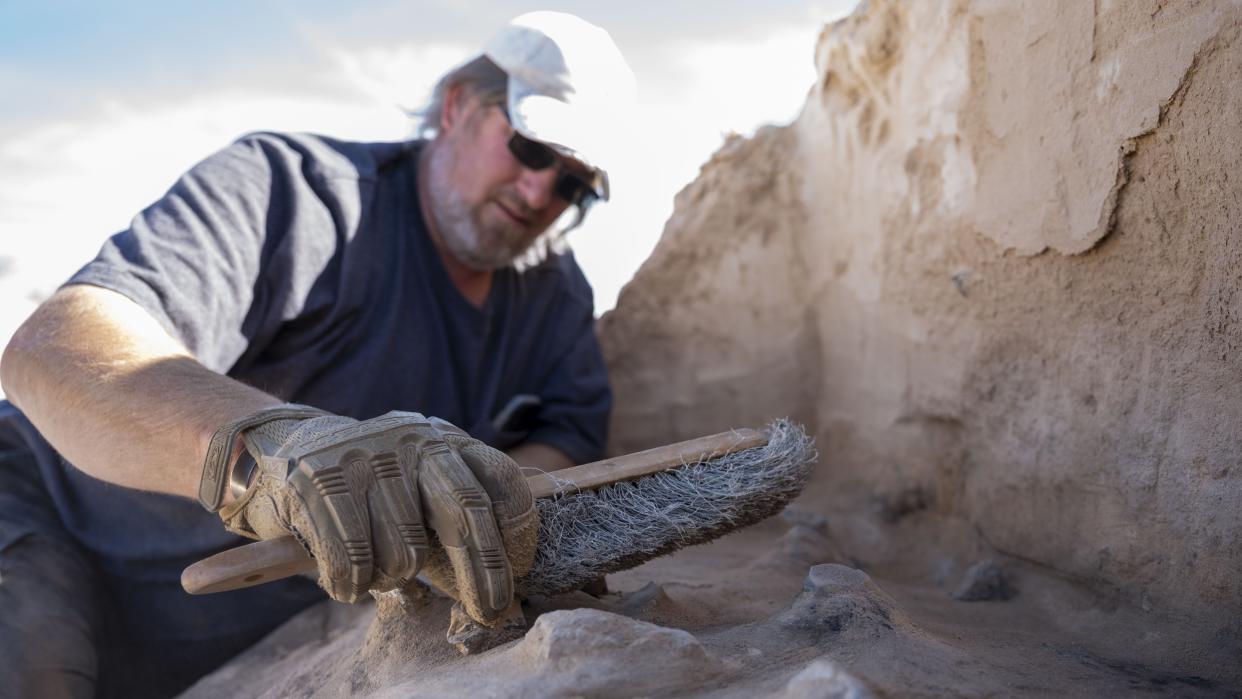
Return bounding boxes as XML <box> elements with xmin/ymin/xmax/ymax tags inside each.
<box><xmin>599</xmin><ymin>0</ymin><xmax>1242</xmax><ymax>624</ymax></box>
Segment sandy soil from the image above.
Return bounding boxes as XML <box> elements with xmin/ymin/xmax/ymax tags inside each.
<box><xmin>181</xmin><ymin>502</ymin><xmax>1240</xmax><ymax>697</ymax></box>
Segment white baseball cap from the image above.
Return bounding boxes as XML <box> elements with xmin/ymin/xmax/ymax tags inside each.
<box><xmin>483</xmin><ymin>12</ymin><xmax>636</xmax><ymax>202</ymax></box>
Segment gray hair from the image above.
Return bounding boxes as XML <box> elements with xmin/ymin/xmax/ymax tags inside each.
<box><xmin>415</xmin><ymin>55</ymin><xmax>509</xmax><ymax>138</ymax></box>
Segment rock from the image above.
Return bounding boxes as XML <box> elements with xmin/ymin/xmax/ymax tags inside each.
<box><xmin>771</xmin><ymin>658</ymin><xmax>878</xmax><ymax>699</ymax></box>
<box><xmin>445</xmin><ymin>601</ymin><xmax>529</xmax><ymax>655</ymax></box>
<box><xmin>952</xmin><ymin>559</ymin><xmax>1016</xmax><ymax>602</ymax></box>
<box><xmin>778</xmin><ymin>565</ymin><xmax>904</xmax><ymax>640</ymax></box>
<box><xmin>782</xmin><ymin>506</ymin><xmax>831</xmax><ymax>535</ymax></box>
<box><xmin>754</xmin><ymin>510</ymin><xmax>845</xmax><ymax>577</ymax></box>
<box><xmin>803</xmin><ymin>564</ymin><xmax>870</xmax><ymax>593</ymax></box>
<box><xmin>613</xmin><ymin>580</ymin><xmax>673</xmax><ymax>618</ymax></box>
<box><xmin>506</xmin><ymin>608</ymin><xmax>720</xmax><ymax>696</ymax></box>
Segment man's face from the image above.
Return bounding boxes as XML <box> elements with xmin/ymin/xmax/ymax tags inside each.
<box><xmin>425</xmin><ymin>92</ymin><xmax>588</xmax><ymax>271</ymax></box>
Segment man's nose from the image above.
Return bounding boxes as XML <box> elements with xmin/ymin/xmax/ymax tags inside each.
<box><xmin>515</xmin><ymin>167</ymin><xmax>559</xmax><ymax>211</ymax></box>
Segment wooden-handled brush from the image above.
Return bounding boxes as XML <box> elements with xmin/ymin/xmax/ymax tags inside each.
<box><xmin>182</xmin><ymin>421</ymin><xmax>813</xmax><ymax>597</ymax></box>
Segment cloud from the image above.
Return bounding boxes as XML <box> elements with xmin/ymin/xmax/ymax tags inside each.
<box><xmin>0</xmin><ymin>15</ymin><xmax>844</xmax><ymax>366</ymax></box>
<box><xmin>0</xmin><ymin>39</ymin><xmax>468</xmax><ymax>293</ymax></box>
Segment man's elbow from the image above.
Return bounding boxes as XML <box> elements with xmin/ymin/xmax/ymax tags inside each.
<box><xmin>1</xmin><ymin>286</ymin><xmax>100</xmax><ymax>407</ymax></box>
<box><xmin>0</xmin><ymin>303</ymin><xmax>48</xmax><ymax>407</ymax></box>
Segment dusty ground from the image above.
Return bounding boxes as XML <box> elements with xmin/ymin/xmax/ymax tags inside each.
<box><xmin>182</xmin><ymin>501</ymin><xmax>1240</xmax><ymax>697</ymax></box>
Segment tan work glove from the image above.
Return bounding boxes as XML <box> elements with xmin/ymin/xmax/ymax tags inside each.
<box><xmin>197</xmin><ymin>405</ymin><xmax>538</xmax><ymax>626</ymax></box>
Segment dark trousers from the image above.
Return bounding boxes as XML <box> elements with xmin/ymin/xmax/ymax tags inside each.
<box><xmin>0</xmin><ymin>442</ymin><xmax>314</xmax><ymax>698</ymax></box>
<box><xmin>0</xmin><ymin>445</ymin><xmax>106</xmax><ymax>698</ymax></box>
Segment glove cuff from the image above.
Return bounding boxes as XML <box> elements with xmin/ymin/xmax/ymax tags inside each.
<box><xmin>197</xmin><ymin>403</ymin><xmax>329</xmax><ymax>512</ymax></box>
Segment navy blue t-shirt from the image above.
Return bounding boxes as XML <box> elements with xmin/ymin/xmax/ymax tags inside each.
<box><xmin>0</xmin><ymin>132</ymin><xmax>610</xmax><ymax>642</ymax></box>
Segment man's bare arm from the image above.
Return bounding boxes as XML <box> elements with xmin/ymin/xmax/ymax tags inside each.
<box><xmin>507</xmin><ymin>442</ymin><xmax>576</xmax><ymax>472</ymax></box>
<box><xmin>0</xmin><ymin>284</ymin><xmax>280</xmax><ymax>499</ymax></box>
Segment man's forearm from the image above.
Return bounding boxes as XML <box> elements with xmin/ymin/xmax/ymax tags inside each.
<box><xmin>0</xmin><ymin>285</ymin><xmax>280</xmax><ymax>500</ymax></box>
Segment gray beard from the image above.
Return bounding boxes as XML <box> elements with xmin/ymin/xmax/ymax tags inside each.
<box><xmin>424</xmin><ymin>142</ymin><xmax>563</xmax><ymax>272</ymax></box>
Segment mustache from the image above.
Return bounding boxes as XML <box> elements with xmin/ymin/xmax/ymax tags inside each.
<box><xmin>494</xmin><ymin>189</ymin><xmax>537</xmax><ymax>221</ymax></box>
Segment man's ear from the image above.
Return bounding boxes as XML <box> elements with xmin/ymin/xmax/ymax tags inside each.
<box><xmin>440</xmin><ymin>83</ymin><xmax>472</xmax><ymax>135</ymax></box>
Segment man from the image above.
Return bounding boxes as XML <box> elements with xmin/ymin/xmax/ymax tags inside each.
<box><xmin>0</xmin><ymin>12</ymin><xmax>634</xmax><ymax>698</ymax></box>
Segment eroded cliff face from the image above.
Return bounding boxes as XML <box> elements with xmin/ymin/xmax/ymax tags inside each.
<box><xmin>601</xmin><ymin>0</ymin><xmax>1242</xmax><ymax>625</ymax></box>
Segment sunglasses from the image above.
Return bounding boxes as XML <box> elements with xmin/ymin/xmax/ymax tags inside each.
<box><xmin>501</xmin><ymin>118</ymin><xmax>598</xmax><ymax>206</ymax></box>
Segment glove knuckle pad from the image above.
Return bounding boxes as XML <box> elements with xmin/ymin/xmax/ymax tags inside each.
<box><xmin>290</xmin><ymin>458</ymin><xmax>372</xmax><ymax>601</ymax></box>
<box><xmin>418</xmin><ymin>443</ymin><xmax>516</xmax><ymax>622</ymax></box>
<box><xmin>453</xmin><ymin>441</ymin><xmax>534</xmax><ymax>523</ymax></box>
<box><xmin>369</xmin><ymin>451</ymin><xmax>427</xmax><ymax>583</ymax></box>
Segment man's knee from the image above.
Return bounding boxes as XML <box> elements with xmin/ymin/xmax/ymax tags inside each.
<box><xmin>0</xmin><ymin>528</ymin><xmax>103</xmax><ymax>699</ymax></box>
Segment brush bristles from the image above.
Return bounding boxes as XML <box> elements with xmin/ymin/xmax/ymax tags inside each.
<box><xmin>517</xmin><ymin>420</ymin><xmax>816</xmax><ymax>597</ymax></box>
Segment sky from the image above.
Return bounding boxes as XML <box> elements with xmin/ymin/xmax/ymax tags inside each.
<box><xmin>0</xmin><ymin>1</ymin><xmax>858</xmax><ymax>359</ymax></box>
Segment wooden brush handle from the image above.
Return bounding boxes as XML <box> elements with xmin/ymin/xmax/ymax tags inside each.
<box><xmin>181</xmin><ymin>428</ymin><xmax>766</xmax><ymax>595</ymax></box>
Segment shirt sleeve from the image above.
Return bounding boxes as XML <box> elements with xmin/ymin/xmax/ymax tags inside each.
<box><xmin>523</xmin><ymin>258</ymin><xmax>612</xmax><ymax>465</ymax></box>
<box><xmin>64</xmin><ymin>134</ymin><xmax>340</xmax><ymax>374</ymax></box>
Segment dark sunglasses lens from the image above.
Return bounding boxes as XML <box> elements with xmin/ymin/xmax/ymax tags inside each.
<box><xmin>507</xmin><ymin>133</ymin><xmax>557</xmax><ymax>171</ymax></box>
<box><xmin>507</xmin><ymin>130</ymin><xmax>597</xmax><ymax>203</ymax></box>
<box><xmin>555</xmin><ymin>173</ymin><xmax>594</xmax><ymax>204</ymax></box>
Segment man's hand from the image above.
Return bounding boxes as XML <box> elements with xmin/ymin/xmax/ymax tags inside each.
<box><xmin>208</xmin><ymin>407</ymin><xmax>538</xmax><ymax>625</ymax></box>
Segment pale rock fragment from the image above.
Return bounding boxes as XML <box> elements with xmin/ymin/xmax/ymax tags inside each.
<box><xmin>770</xmin><ymin>658</ymin><xmax>878</xmax><ymax>699</ymax></box>
<box><xmin>508</xmin><ymin>608</ymin><xmax>720</xmax><ymax>696</ymax></box>
<box><xmin>753</xmin><ymin>508</ymin><xmax>846</xmax><ymax>577</ymax></box>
